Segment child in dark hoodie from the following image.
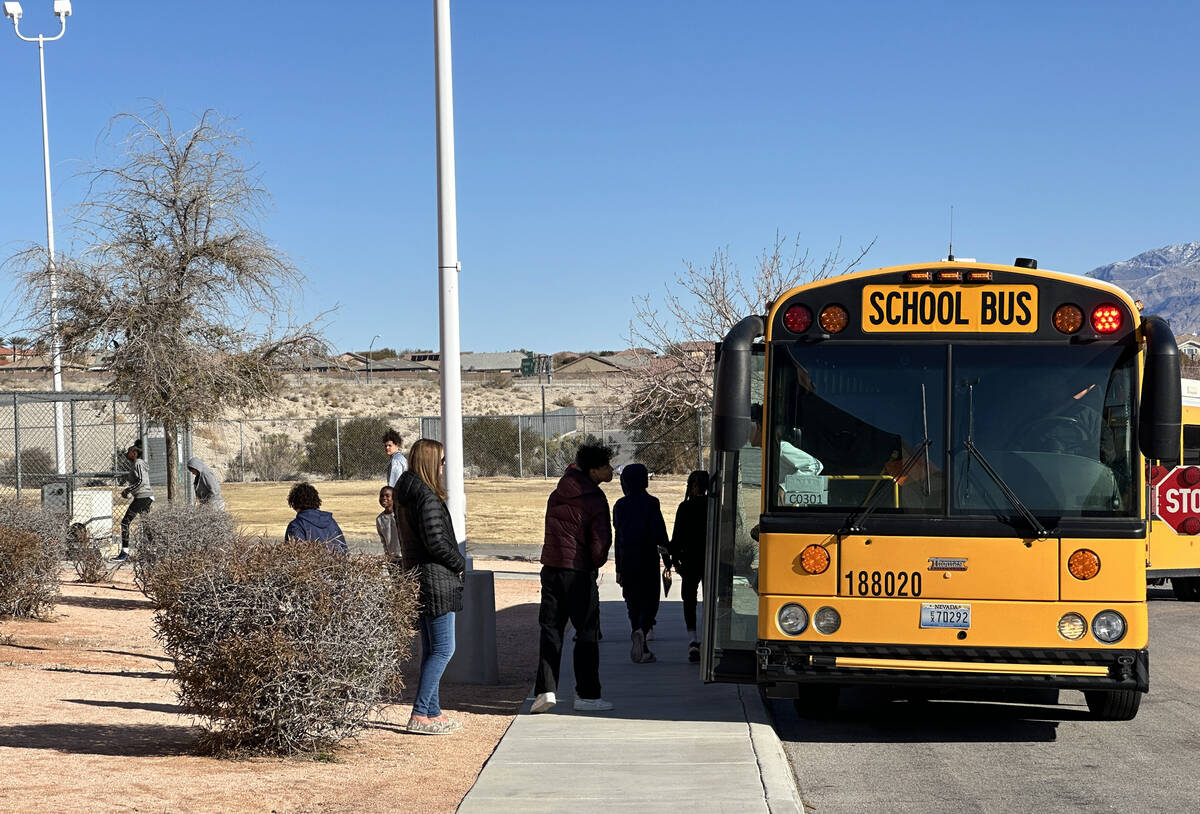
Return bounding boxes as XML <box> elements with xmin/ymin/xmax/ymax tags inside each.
<box><xmin>284</xmin><ymin>482</ymin><xmax>347</xmax><ymax>554</ymax></box>
<box><xmin>613</xmin><ymin>463</ymin><xmax>670</xmax><ymax>664</ymax></box>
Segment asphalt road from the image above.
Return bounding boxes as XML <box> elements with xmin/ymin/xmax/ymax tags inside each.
<box><xmin>770</xmin><ymin>586</ymin><xmax>1200</xmax><ymax>814</ymax></box>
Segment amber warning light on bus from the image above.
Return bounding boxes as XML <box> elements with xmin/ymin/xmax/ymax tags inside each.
<box><xmin>818</xmin><ymin>305</ymin><xmax>848</xmax><ymax>333</ymax></box>
<box><xmin>800</xmin><ymin>544</ymin><xmax>831</xmax><ymax>574</ymax></box>
<box><xmin>1053</xmin><ymin>304</ymin><xmax>1084</xmax><ymax>334</ymax></box>
<box><xmin>1067</xmin><ymin>549</ymin><xmax>1101</xmax><ymax>580</ymax></box>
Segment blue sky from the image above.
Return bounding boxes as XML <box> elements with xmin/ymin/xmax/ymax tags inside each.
<box><xmin>1</xmin><ymin>1</ymin><xmax>1196</xmax><ymax>355</ymax></box>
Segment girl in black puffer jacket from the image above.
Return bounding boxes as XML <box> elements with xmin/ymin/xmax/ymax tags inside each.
<box><xmin>393</xmin><ymin>439</ymin><xmax>466</xmax><ymax>735</ymax></box>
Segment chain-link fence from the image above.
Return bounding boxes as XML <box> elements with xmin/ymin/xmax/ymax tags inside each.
<box><xmin>0</xmin><ymin>392</ymin><xmax>149</xmax><ymax>544</ymax></box>
<box><xmin>0</xmin><ymin>392</ymin><xmax>143</xmax><ymax>498</ymax></box>
<box><xmin>191</xmin><ymin>408</ymin><xmax>711</xmax><ymax>483</ymax></box>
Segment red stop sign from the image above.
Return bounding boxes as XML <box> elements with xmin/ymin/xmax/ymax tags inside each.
<box><xmin>1154</xmin><ymin>466</ymin><xmax>1200</xmax><ymax>534</ymax></box>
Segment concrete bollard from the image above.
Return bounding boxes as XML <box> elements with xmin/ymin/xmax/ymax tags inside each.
<box><xmin>444</xmin><ymin>569</ymin><xmax>499</xmax><ymax>684</ymax></box>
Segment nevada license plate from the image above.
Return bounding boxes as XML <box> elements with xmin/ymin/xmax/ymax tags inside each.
<box><xmin>919</xmin><ymin>602</ymin><xmax>971</xmax><ymax>629</ymax></box>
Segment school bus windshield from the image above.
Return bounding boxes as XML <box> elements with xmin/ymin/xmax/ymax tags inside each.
<box><xmin>769</xmin><ymin>342</ymin><xmax>1138</xmax><ymax>520</ymax></box>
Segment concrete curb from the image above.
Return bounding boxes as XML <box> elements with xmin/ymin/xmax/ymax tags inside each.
<box><xmin>740</xmin><ymin>685</ymin><xmax>805</xmax><ymax>814</ymax></box>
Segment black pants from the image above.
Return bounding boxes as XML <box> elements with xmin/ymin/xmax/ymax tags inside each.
<box><xmin>621</xmin><ymin>565</ymin><xmax>660</xmax><ymax>634</ymax></box>
<box><xmin>536</xmin><ymin>566</ymin><xmax>602</xmax><ymax>700</ymax></box>
<box><xmin>121</xmin><ymin>497</ymin><xmax>153</xmax><ymax>549</ymax></box>
<box><xmin>680</xmin><ymin>568</ymin><xmax>702</xmax><ymax>634</ymax></box>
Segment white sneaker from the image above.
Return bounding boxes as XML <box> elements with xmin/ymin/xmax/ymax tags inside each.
<box><xmin>530</xmin><ymin>692</ymin><xmax>556</xmax><ymax>714</ymax></box>
<box><xmin>573</xmin><ymin>696</ymin><xmax>614</xmax><ymax>712</ymax></box>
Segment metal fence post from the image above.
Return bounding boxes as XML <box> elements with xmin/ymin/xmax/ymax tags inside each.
<box><xmin>69</xmin><ymin>399</ymin><xmax>78</xmax><ymax>476</ymax></box>
<box><xmin>697</xmin><ymin>409</ymin><xmax>704</xmax><ymax>470</ymax></box>
<box><xmin>542</xmin><ymin>386</ymin><xmax>548</xmax><ymax>478</ymax></box>
<box><xmin>239</xmin><ymin>420</ymin><xmax>246</xmax><ymax>482</ymax></box>
<box><xmin>13</xmin><ymin>394</ymin><xmax>21</xmax><ymax>501</ymax></box>
<box><xmin>111</xmin><ymin>398</ymin><xmax>118</xmax><ymax>469</ymax></box>
<box><xmin>68</xmin><ymin>399</ymin><xmax>77</xmax><ymax>517</ymax></box>
<box><xmin>335</xmin><ymin>417</ymin><xmax>343</xmax><ymax>479</ymax></box>
<box><xmin>518</xmin><ymin>415</ymin><xmax>524</xmax><ymax>477</ymax></box>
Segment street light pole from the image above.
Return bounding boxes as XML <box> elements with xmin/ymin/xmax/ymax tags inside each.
<box><xmin>434</xmin><ymin>0</ymin><xmax>466</xmax><ymax>550</ymax></box>
<box><xmin>5</xmin><ymin>1</ymin><xmax>71</xmax><ymax>476</ymax></box>
<box><xmin>367</xmin><ymin>333</ymin><xmax>380</xmax><ymax>384</ymax></box>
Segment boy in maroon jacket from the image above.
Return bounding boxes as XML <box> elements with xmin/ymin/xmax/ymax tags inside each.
<box><xmin>532</xmin><ymin>445</ymin><xmax>616</xmax><ymax>714</ymax></box>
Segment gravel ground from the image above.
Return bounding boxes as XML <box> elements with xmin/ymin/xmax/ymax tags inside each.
<box><xmin>0</xmin><ymin>559</ymin><xmax>540</xmax><ymax>814</ymax></box>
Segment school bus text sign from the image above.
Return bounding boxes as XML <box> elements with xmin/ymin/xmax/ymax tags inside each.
<box><xmin>861</xmin><ymin>285</ymin><xmax>1038</xmax><ymax>333</ymax></box>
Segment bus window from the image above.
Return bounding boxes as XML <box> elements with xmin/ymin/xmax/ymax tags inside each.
<box><xmin>769</xmin><ymin>343</ymin><xmax>946</xmax><ymax>513</ymax></box>
<box><xmin>950</xmin><ymin>343</ymin><xmax>1136</xmax><ymax>518</ymax></box>
<box><xmin>1183</xmin><ymin>425</ymin><xmax>1200</xmax><ymax>466</ymax></box>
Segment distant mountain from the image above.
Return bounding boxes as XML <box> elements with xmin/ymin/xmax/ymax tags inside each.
<box><xmin>1086</xmin><ymin>243</ymin><xmax>1200</xmax><ymax>335</ymax></box>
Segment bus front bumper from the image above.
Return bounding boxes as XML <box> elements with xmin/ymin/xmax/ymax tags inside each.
<box><xmin>757</xmin><ymin>642</ymin><xmax>1148</xmax><ymax>692</ymax></box>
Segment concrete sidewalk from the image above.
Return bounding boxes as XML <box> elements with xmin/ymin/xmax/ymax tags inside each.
<box><xmin>458</xmin><ymin>573</ymin><xmax>802</xmax><ymax>814</ymax></box>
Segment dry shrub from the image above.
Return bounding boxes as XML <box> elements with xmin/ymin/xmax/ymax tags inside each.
<box><xmin>66</xmin><ymin>523</ymin><xmax>116</xmax><ymax>584</ymax></box>
<box><xmin>0</xmin><ymin>501</ymin><xmax>67</xmax><ymax>618</ymax></box>
<box><xmin>132</xmin><ymin>504</ymin><xmax>237</xmax><ymax>603</ymax></box>
<box><xmin>153</xmin><ymin>538</ymin><xmax>418</xmax><ymax>754</ymax></box>
<box><xmin>483</xmin><ymin>371</ymin><xmax>513</xmax><ymax>389</ymax></box>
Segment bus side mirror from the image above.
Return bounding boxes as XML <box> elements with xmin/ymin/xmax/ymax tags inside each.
<box><xmin>1139</xmin><ymin>315</ymin><xmax>1181</xmax><ymax>461</ymax></box>
<box><xmin>713</xmin><ymin>315</ymin><xmax>765</xmax><ymax>451</ymax></box>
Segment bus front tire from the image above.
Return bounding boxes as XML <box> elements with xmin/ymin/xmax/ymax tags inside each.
<box><xmin>1172</xmin><ymin>577</ymin><xmax>1200</xmax><ymax>602</ymax></box>
<box><xmin>793</xmin><ymin>684</ymin><xmax>840</xmax><ymax>718</ymax></box>
<box><xmin>1084</xmin><ymin>689</ymin><xmax>1141</xmax><ymax>721</ymax></box>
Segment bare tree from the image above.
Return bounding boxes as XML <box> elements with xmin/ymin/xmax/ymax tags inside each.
<box><xmin>9</xmin><ymin>103</ymin><xmax>325</xmax><ymax>500</ymax></box>
<box><xmin>624</xmin><ymin>232</ymin><xmax>874</xmax><ymax>421</ymax></box>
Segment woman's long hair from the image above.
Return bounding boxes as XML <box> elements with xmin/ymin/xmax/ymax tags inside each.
<box><xmin>409</xmin><ymin>439</ymin><xmax>447</xmax><ymax>501</ymax></box>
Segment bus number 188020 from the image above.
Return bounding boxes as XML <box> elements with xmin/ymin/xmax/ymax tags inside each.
<box><xmin>843</xmin><ymin>570</ymin><xmax>922</xmax><ymax>597</ymax></box>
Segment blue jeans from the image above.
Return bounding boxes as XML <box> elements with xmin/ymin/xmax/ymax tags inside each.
<box><xmin>413</xmin><ymin>611</ymin><xmax>456</xmax><ymax>717</ymax></box>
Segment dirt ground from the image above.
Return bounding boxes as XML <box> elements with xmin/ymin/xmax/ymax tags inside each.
<box><xmin>223</xmin><ymin>475</ymin><xmax>690</xmax><ymax>546</ymax></box>
<box><xmin>0</xmin><ymin>559</ymin><xmax>543</xmax><ymax>814</ymax></box>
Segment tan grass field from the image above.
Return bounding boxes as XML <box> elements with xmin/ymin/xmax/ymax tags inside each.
<box><xmin>223</xmin><ymin>475</ymin><xmax>690</xmax><ymax>547</ymax></box>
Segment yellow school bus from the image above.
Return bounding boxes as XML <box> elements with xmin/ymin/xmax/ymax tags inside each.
<box><xmin>702</xmin><ymin>257</ymin><xmax>1182</xmax><ymax>721</ymax></box>
<box><xmin>1148</xmin><ymin>379</ymin><xmax>1200</xmax><ymax>599</ymax></box>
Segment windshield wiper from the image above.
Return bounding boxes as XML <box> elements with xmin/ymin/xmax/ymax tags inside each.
<box><xmin>842</xmin><ymin>384</ymin><xmax>932</xmax><ymax>534</ymax></box>
<box><xmin>841</xmin><ymin>438</ymin><xmax>931</xmax><ymax>534</ymax></box>
<box><xmin>962</xmin><ymin>382</ymin><xmax>1051</xmax><ymax>538</ymax></box>
<box><xmin>961</xmin><ymin>441</ymin><xmax>1051</xmax><ymax>538</ymax></box>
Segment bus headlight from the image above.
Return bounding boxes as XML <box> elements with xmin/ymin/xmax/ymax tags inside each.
<box><xmin>813</xmin><ymin>606</ymin><xmax>841</xmax><ymax>635</ymax></box>
<box><xmin>777</xmin><ymin>603</ymin><xmax>808</xmax><ymax>636</ymax></box>
<box><xmin>1091</xmin><ymin>610</ymin><xmax>1126</xmax><ymax>644</ymax></box>
<box><xmin>1057</xmin><ymin>612</ymin><xmax>1087</xmax><ymax>641</ymax></box>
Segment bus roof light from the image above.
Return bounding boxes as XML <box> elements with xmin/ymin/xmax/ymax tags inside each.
<box><xmin>1091</xmin><ymin>304</ymin><xmax>1123</xmax><ymax>334</ymax></box>
<box><xmin>1053</xmin><ymin>304</ymin><xmax>1084</xmax><ymax>334</ymax></box>
<box><xmin>935</xmin><ymin>270</ymin><xmax>962</xmax><ymax>282</ymax></box>
<box><xmin>818</xmin><ymin>305</ymin><xmax>848</xmax><ymax>334</ymax></box>
<box><xmin>783</xmin><ymin>304</ymin><xmax>812</xmax><ymax>333</ymax></box>
<box><xmin>904</xmin><ymin>271</ymin><xmax>933</xmax><ymax>282</ymax></box>
<box><xmin>964</xmin><ymin>270</ymin><xmax>992</xmax><ymax>282</ymax></box>
<box><xmin>1014</xmin><ymin>257</ymin><xmax>1038</xmax><ymax>268</ymax></box>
